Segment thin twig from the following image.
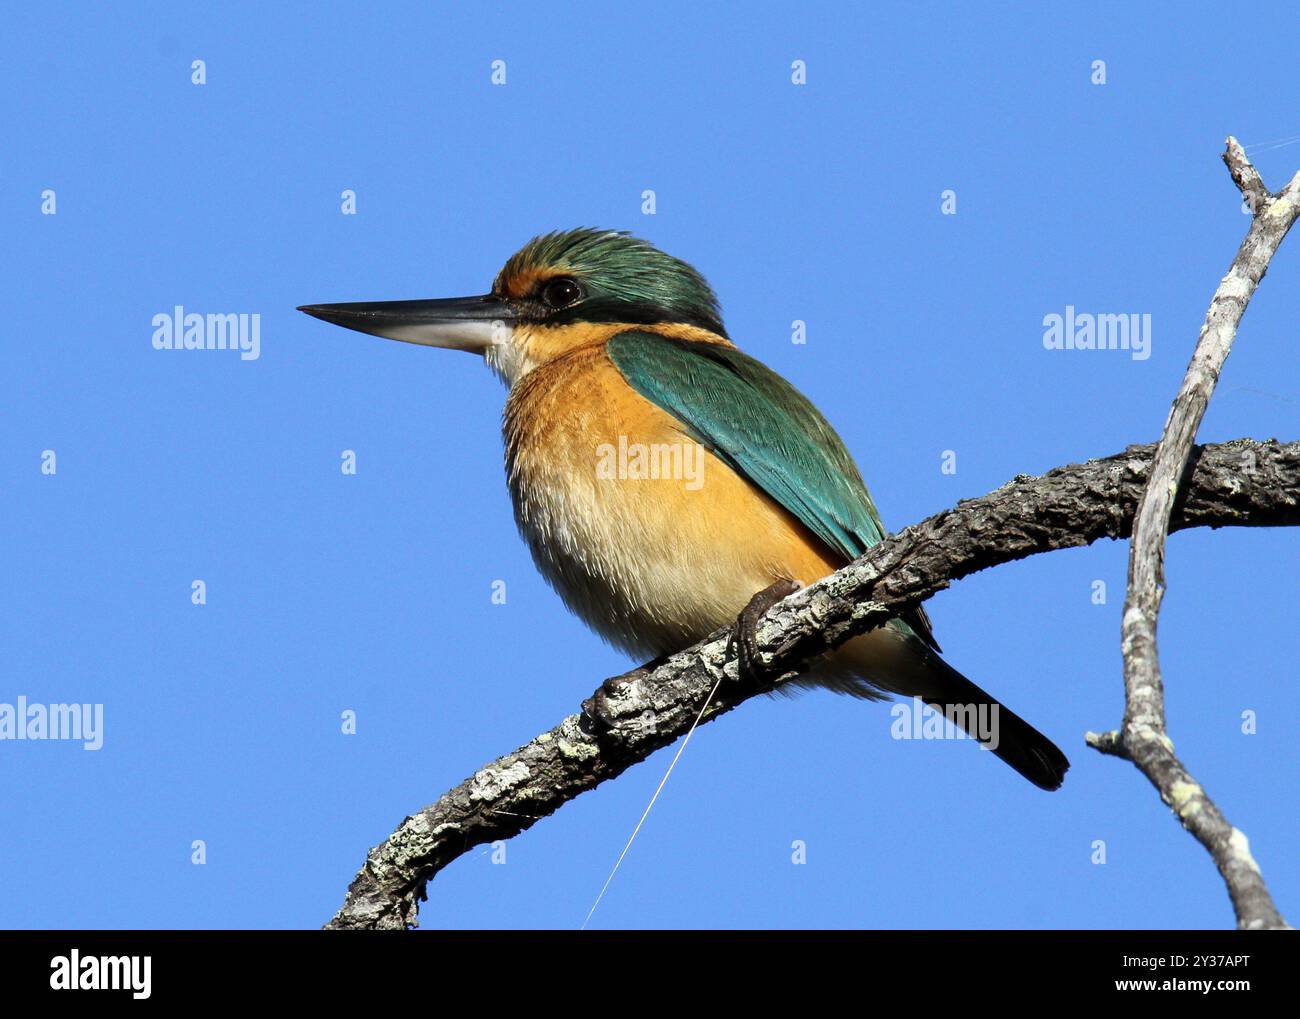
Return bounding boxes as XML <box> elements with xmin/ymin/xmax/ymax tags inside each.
<box><xmin>1092</xmin><ymin>136</ymin><xmax>1300</xmax><ymax>931</ymax></box>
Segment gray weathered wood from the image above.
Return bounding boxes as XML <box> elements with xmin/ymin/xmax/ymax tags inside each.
<box><xmin>1093</xmin><ymin>138</ymin><xmax>1300</xmax><ymax>930</ymax></box>
<box><xmin>329</xmin><ymin>438</ymin><xmax>1300</xmax><ymax>929</ymax></box>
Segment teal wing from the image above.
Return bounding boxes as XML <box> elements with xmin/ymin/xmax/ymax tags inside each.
<box><xmin>606</xmin><ymin>330</ymin><xmax>939</xmax><ymax>650</ymax></box>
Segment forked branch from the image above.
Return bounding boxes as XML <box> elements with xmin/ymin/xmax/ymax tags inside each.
<box><xmin>1086</xmin><ymin>138</ymin><xmax>1300</xmax><ymax>930</ymax></box>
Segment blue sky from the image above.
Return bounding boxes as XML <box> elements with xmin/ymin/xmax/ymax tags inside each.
<box><xmin>2</xmin><ymin>2</ymin><xmax>1297</xmax><ymax>930</ymax></box>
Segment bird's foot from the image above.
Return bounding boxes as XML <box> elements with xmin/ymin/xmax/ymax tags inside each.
<box><xmin>728</xmin><ymin>579</ymin><xmax>802</xmax><ymax>688</ymax></box>
<box><xmin>581</xmin><ymin>657</ymin><xmax>667</xmax><ymax>735</ymax></box>
<box><xmin>583</xmin><ymin>674</ymin><xmax>636</xmax><ymax>734</ymax></box>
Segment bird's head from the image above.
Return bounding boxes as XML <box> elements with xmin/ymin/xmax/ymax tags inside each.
<box><xmin>299</xmin><ymin>228</ymin><xmax>726</xmax><ymax>385</ymax></box>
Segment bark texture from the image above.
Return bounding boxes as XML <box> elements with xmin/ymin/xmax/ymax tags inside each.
<box><xmin>327</xmin><ymin>438</ymin><xmax>1300</xmax><ymax>929</ymax></box>
<box><xmin>1092</xmin><ymin>137</ymin><xmax>1300</xmax><ymax>930</ymax></box>
<box><xmin>328</xmin><ymin>138</ymin><xmax>1300</xmax><ymax>932</ymax></box>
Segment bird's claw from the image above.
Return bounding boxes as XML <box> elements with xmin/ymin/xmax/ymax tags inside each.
<box><xmin>729</xmin><ymin>578</ymin><xmax>801</xmax><ymax>687</ymax></box>
<box><xmin>582</xmin><ymin>674</ymin><xmax>632</xmax><ymax>735</ymax></box>
<box><xmin>581</xmin><ymin>657</ymin><xmax>666</xmax><ymax>735</ymax></box>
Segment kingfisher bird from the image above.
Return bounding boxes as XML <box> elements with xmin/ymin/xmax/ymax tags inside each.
<box><xmin>299</xmin><ymin>229</ymin><xmax>1069</xmax><ymax>791</ymax></box>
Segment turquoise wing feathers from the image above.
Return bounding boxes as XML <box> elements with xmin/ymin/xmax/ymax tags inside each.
<box><xmin>607</xmin><ymin>330</ymin><xmax>884</xmax><ymax>556</ymax></box>
<box><xmin>606</xmin><ymin>330</ymin><xmax>939</xmax><ymax>650</ymax></box>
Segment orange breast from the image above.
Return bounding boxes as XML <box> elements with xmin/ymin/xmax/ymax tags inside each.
<box><xmin>503</xmin><ymin>340</ymin><xmax>845</xmax><ymax>658</ymax></box>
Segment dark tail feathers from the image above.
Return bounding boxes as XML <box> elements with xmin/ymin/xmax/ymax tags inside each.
<box><xmin>922</xmin><ymin>658</ymin><xmax>1070</xmax><ymax>792</ymax></box>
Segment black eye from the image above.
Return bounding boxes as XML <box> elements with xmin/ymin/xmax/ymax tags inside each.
<box><xmin>541</xmin><ymin>277</ymin><xmax>583</xmax><ymax>310</ymax></box>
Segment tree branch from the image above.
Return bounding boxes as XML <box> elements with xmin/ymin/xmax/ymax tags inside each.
<box><xmin>1087</xmin><ymin>137</ymin><xmax>1300</xmax><ymax>931</ymax></box>
<box><xmin>327</xmin><ymin>438</ymin><xmax>1300</xmax><ymax>929</ymax></box>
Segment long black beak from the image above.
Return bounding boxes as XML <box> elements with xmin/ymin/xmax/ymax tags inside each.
<box><xmin>296</xmin><ymin>294</ymin><xmax>517</xmax><ymax>352</ymax></box>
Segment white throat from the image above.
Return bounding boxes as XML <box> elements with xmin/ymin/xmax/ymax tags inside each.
<box><xmin>484</xmin><ymin>335</ymin><xmax>537</xmax><ymax>388</ymax></box>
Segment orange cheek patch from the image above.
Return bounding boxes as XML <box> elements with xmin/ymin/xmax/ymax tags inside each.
<box><xmin>515</xmin><ymin>321</ymin><xmax>734</xmax><ymax>370</ymax></box>
<box><xmin>514</xmin><ymin>322</ymin><xmax>620</xmax><ymax>364</ymax></box>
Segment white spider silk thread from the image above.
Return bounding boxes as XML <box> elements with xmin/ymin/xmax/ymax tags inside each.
<box><xmin>1243</xmin><ymin>132</ymin><xmax>1300</xmax><ymax>155</ymax></box>
<box><xmin>581</xmin><ymin>671</ymin><xmax>728</xmax><ymax>929</ymax></box>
